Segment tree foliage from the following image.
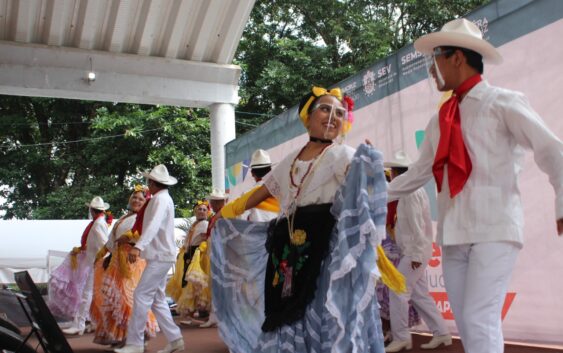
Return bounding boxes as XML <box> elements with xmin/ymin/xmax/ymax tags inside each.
<box><xmin>0</xmin><ymin>0</ymin><xmax>488</xmax><ymax>219</ymax></box>
<box><xmin>235</xmin><ymin>0</ymin><xmax>488</xmax><ymax>133</ymax></box>
<box><xmin>0</xmin><ymin>96</ymin><xmax>211</xmax><ymax>219</ymax></box>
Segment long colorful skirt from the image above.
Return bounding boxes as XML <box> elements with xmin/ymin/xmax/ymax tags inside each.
<box><xmin>48</xmin><ymin>251</ymin><xmax>91</xmax><ymax>320</ymax></box>
<box><xmin>91</xmin><ymin>245</ymin><xmax>158</xmax><ymax>345</ymax></box>
<box><xmin>212</xmin><ymin>144</ymin><xmax>388</xmax><ymax>353</ymax></box>
<box><xmin>176</xmin><ymin>242</ymin><xmax>211</xmax><ymax>314</ymax></box>
<box><xmin>165</xmin><ymin>247</ymin><xmax>186</xmax><ymax>303</ymax></box>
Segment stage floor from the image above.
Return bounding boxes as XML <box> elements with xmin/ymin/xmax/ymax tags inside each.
<box><xmin>23</xmin><ymin>319</ymin><xmax>563</xmax><ymax>353</ymax></box>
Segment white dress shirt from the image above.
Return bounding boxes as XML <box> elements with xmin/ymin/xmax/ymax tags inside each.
<box><xmin>388</xmin><ymin>81</ymin><xmax>563</xmax><ymax>246</ymax></box>
<box><xmin>395</xmin><ymin>187</ymin><xmax>434</xmax><ymax>263</ymax></box>
<box><xmin>85</xmin><ymin>216</ymin><xmax>109</xmax><ymax>263</ymax></box>
<box><xmin>135</xmin><ymin>189</ymin><xmax>177</xmax><ymax>262</ymax></box>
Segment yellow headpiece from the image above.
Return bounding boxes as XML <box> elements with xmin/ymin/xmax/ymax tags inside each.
<box><xmin>195</xmin><ymin>200</ymin><xmax>209</xmax><ymax>208</ymax></box>
<box><xmin>194</xmin><ymin>200</ymin><xmax>211</xmax><ymax>216</ymax></box>
<box><xmin>298</xmin><ymin>86</ymin><xmax>343</xmax><ymax>127</ymax></box>
<box><xmin>133</xmin><ymin>184</ymin><xmax>146</xmax><ymax>193</ymax></box>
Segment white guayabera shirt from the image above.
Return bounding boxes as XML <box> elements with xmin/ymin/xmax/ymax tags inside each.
<box><xmin>135</xmin><ymin>189</ymin><xmax>177</xmax><ymax>262</ymax></box>
<box><xmin>395</xmin><ymin>187</ymin><xmax>433</xmax><ymax>263</ymax></box>
<box><xmin>85</xmin><ymin>216</ymin><xmax>109</xmax><ymax>263</ymax></box>
<box><xmin>389</xmin><ymin>81</ymin><xmax>563</xmax><ymax>247</ymax></box>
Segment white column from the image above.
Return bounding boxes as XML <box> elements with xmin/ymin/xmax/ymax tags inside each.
<box><xmin>209</xmin><ymin>103</ymin><xmax>236</xmax><ymax>191</ymax></box>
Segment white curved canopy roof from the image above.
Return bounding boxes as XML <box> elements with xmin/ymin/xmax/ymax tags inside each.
<box><xmin>0</xmin><ymin>0</ymin><xmax>255</xmax><ymax>107</ymax></box>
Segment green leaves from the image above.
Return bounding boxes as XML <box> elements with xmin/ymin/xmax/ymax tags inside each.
<box><xmin>235</xmin><ymin>0</ymin><xmax>488</xmax><ymax>134</ymax></box>
<box><xmin>0</xmin><ymin>97</ymin><xmax>212</xmax><ymax>219</ymax></box>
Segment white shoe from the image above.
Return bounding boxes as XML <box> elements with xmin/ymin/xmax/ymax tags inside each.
<box><xmin>199</xmin><ymin>319</ymin><xmax>217</xmax><ymax>328</ymax></box>
<box><xmin>385</xmin><ymin>340</ymin><xmax>412</xmax><ymax>352</ymax></box>
<box><xmin>157</xmin><ymin>338</ymin><xmax>184</xmax><ymax>353</ymax></box>
<box><xmin>62</xmin><ymin>326</ymin><xmax>84</xmax><ymax>335</ymax></box>
<box><xmin>114</xmin><ymin>345</ymin><xmax>144</xmax><ymax>353</ymax></box>
<box><xmin>420</xmin><ymin>334</ymin><xmax>452</xmax><ymax>349</ymax></box>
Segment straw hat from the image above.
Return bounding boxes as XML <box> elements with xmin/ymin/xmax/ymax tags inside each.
<box><xmin>208</xmin><ymin>188</ymin><xmax>228</xmax><ymax>200</ymax></box>
<box><xmin>142</xmin><ymin>164</ymin><xmax>178</xmax><ymax>185</ymax></box>
<box><xmin>384</xmin><ymin>151</ymin><xmax>413</xmax><ymax>168</ymax></box>
<box><xmin>250</xmin><ymin>149</ymin><xmax>272</xmax><ymax>168</ymax></box>
<box><xmin>414</xmin><ymin>18</ymin><xmax>503</xmax><ymax>64</ymax></box>
<box><xmin>85</xmin><ymin>196</ymin><xmax>110</xmax><ymax>211</ymax></box>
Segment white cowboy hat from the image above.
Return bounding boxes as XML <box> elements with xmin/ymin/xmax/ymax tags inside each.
<box><xmin>142</xmin><ymin>164</ymin><xmax>178</xmax><ymax>185</ymax></box>
<box><xmin>208</xmin><ymin>187</ymin><xmax>228</xmax><ymax>200</ymax></box>
<box><xmin>414</xmin><ymin>18</ymin><xmax>503</xmax><ymax>64</ymax></box>
<box><xmin>85</xmin><ymin>196</ymin><xmax>110</xmax><ymax>211</ymax></box>
<box><xmin>384</xmin><ymin>151</ymin><xmax>413</xmax><ymax>168</ymax></box>
<box><xmin>250</xmin><ymin>149</ymin><xmax>272</xmax><ymax>168</ymax></box>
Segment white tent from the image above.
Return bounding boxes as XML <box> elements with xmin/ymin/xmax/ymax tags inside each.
<box><xmin>0</xmin><ymin>218</ymin><xmax>188</xmax><ymax>283</ymax></box>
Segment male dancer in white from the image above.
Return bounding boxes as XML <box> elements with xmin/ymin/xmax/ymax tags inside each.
<box><xmin>243</xmin><ymin>149</ymin><xmax>279</xmax><ymax>222</ymax></box>
<box><xmin>384</xmin><ymin>153</ymin><xmax>450</xmax><ymax>352</ymax></box>
<box><xmin>63</xmin><ymin>196</ymin><xmax>109</xmax><ymax>335</ymax></box>
<box><xmin>387</xmin><ymin>19</ymin><xmax>563</xmax><ymax>353</ymax></box>
<box><xmin>116</xmin><ymin>165</ymin><xmax>184</xmax><ymax>353</ymax></box>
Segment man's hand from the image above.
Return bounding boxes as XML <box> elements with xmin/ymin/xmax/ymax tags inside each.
<box><xmin>411</xmin><ymin>261</ymin><xmax>422</xmax><ymax>270</ymax></box>
<box><xmin>557</xmin><ymin>218</ymin><xmax>563</xmax><ymax>236</ymax></box>
<box><xmin>128</xmin><ymin>247</ymin><xmax>141</xmax><ymax>264</ymax></box>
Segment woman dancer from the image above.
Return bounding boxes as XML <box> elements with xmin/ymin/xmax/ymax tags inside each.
<box><xmin>212</xmin><ymin>86</ymin><xmax>396</xmax><ymax>352</ymax></box>
<box><xmin>49</xmin><ymin>196</ymin><xmax>111</xmax><ymax>333</ymax></box>
<box><xmin>91</xmin><ymin>186</ymin><xmax>158</xmax><ymax>348</ymax></box>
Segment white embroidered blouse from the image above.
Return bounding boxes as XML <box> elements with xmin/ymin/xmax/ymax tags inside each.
<box><xmin>264</xmin><ymin>144</ymin><xmax>355</xmax><ymax>215</ymax></box>
<box><xmin>105</xmin><ymin>214</ymin><xmax>136</xmax><ymax>251</ymax></box>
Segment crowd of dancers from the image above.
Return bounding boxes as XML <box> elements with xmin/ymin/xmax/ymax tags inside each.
<box><xmin>46</xmin><ymin>18</ymin><xmax>562</xmax><ymax>353</ymax></box>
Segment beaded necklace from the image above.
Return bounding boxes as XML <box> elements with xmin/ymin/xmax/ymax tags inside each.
<box><xmin>286</xmin><ymin>143</ymin><xmax>332</xmax><ymax>243</ymax></box>
<box><xmin>289</xmin><ymin>143</ymin><xmax>331</xmax><ymax>197</ymax></box>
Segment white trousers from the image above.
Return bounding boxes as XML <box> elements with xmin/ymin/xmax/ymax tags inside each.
<box><xmin>389</xmin><ymin>256</ymin><xmax>449</xmax><ymax>341</ymax></box>
<box><xmin>73</xmin><ymin>265</ymin><xmax>94</xmax><ymax>330</ymax></box>
<box><xmin>126</xmin><ymin>260</ymin><xmax>182</xmax><ymax>346</ymax></box>
<box><xmin>442</xmin><ymin>242</ymin><xmax>519</xmax><ymax>353</ymax></box>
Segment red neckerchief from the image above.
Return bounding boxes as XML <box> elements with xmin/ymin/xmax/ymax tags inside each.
<box><xmin>206</xmin><ymin>210</ymin><xmax>221</xmax><ymax>239</ymax></box>
<box><xmin>80</xmin><ymin>213</ymin><xmax>104</xmax><ymax>250</ymax></box>
<box><xmin>432</xmin><ymin>74</ymin><xmax>482</xmax><ymax>198</ymax></box>
<box><xmin>386</xmin><ymin>200</ymin><xmax>398</xmax><ymax>228</ymax></box>
<box><xmin>131</xmin><ymin>190</ymin><xmax>157</xmax><ymax>235</ymax></box>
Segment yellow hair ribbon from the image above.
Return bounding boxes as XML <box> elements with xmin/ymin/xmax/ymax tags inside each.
<box><xmin>133</xmin><ymin>184</ymin><xmax>146</xmax><ymax>193</ymax></box>
<box><xmin>376</xmin><ymin>245</ymin><xmax>407</xmax><ymax>294</ymax></box>
<box><xmin>299</xmin><ymin>86</ymin><xmax>343</xmax><ymax>126</ymax></box>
